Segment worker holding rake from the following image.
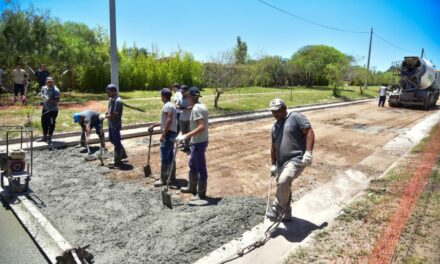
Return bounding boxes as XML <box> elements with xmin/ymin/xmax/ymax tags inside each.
<box><xmin>37</xmin><ymin>77</ymin><xmax>60</xmax><ymax>145</ymax></box>
<box><xmin>266</xmin><ymin>98</ymin><xmax>315</xmax><ymax>222</ymax></box>
<box><xmin>104</xmin><ymin>84</ymin><xmax>127</xmax><ymax>168</ymax></box>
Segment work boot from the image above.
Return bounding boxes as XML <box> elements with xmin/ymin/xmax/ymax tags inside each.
<box><xmin>46</xmin><ymin>136</ymin><xmax>52</xmax><ymax>146</ymax></box>
<box><xmin>37</xmin><ymin>136</ymin><xmax>47</xmax><ymax>142</ymax></box>
<box><xmin>154</xmin><ymin>163</ymin><xmax>168</xmax><ymax>187</ymax></box>
<box><xmin>99</xmin><ymin>135</ymin><xmax>106</xmax><ymax>149</ymax></box>
<box><xmin>181</xmin><ymin>171</ymin><xmax>197</xmax><ymax>195</ymax></box>
<box><xmin>108</xmin><ymin>152</ymin><xmax>122</xmax><ymax>168</ymax></box>
<box><xmin>121</xmin><ymin>147</ymin><xmax>128</xmax><ymax>160</ymax></box>
<box><xmin>266</xmin><ymin>204</ymin><xmax>291</xmax><ymax>222</ymax></box>
<box><xmin>197</xmin><ymin>180</ymin><xmax>207</xmax><ymax>199</ymax></box>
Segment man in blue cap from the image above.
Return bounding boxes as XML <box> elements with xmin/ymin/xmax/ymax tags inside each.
<box><xmin>73</xmin><ymin>110</ymin><xmax>106</xmax><ymax>153</ymax></box>
<box><xmin>103</xmin><ymin>84</ymin><xmax>127</xmax><ymax>167</ymax></box>
<box><xmin>148</xmin><ymin>88</ymin><xmax>178</xmax><ymax>187</ymax></box>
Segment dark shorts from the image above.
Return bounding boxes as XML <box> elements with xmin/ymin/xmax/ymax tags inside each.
<box><xmin>14</xmin><ymin>83</ymin><xmax>25</xmax><ymax>96</ymax></box>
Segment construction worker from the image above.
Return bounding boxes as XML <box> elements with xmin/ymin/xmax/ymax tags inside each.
<box><xmin>175</xmin><ymin>85</ymin><xmax>192</xmax><ymax>152</ymax></box>
<box><xmin>378</xmin><ymin>83</ymin><xmax>388</xmax><ymax>107</ymax></box>
<box><xmin>73</xmin><ymin>110</ymin><xmax>106</xmax><ymax>153</ymax></box>
<box><xmin>104</xmin><ymin>84</ymin><xmax>127</xmax><ymax>167</ymax></box>
<box><xmin>35</xmin><ymin>64</ymin><xmax>50</xmax><ymax>90</ymax></box>
<box><xmin>37</xmin><ymin>77</ymin><xmax>60</xmax><ymax>145</ymax></box>
<box><xmin>148</xmin><ymin>88</ymin><xmax>178</xmax><ymax>187</ymax></box>
<box><xmin>12</xmin><ymin>63</ymin><xmax>28</xmax><ymax>104</ymax></box>
<box><xmin>172</xmin><ymin>83</ymin><xmax>182</xmax><ymax>134</ymax></box>
<box><xmin>266</xmin><ymin>98</ymin><xmax>315</xmax><ymax>222</ymax></box>
<box><xmin>176</xmin><ymin>87</ymin><xmax>209</xmax><ymax>199</ymax></box>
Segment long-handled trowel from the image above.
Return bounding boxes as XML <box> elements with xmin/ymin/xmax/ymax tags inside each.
<box><xmin>161</xmin><ymin>141</ymin><xmax>178</xmax><ymax>208</ymax></box>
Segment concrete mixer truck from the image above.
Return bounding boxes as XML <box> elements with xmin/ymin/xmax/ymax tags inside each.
<box><xmin>388</xmin><ymin>56</ymin><xmax>440</xmax><ymax>109</ymax></box>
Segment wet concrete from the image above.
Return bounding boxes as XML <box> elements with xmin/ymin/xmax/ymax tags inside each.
<box><xmin>0</xmin><ymin>200</ymin><xmax>48</xmax><ymax>264</ymax></box>
<box><xmin>29</xmin><ymin>148</ymin><xmax>265</xmax><ymax>264</ymax></box>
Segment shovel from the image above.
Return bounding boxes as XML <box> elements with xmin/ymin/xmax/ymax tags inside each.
<box><xmin>143</xmin><ymin>132</ymin><xmax>153</xmax><ymax>177</ymax></box>
<box><xmin>161</xmin><ymin>140</ymin><xmax>178</xmax><ymax>209</ymax></box>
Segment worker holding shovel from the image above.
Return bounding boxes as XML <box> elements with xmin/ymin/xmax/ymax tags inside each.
<box><xmin>148</xmin><ymin>88</ymin><xmax>178</xmax><ymax>187</ymax></box>
<box><xmin>176</xmin><ymin>87</ymin><xmax>209</xmax><ymax>200</ymax></box>
<box><xmin>266</xmin><ymin>98</ymin><xmax>315</xmax><ymax>222</ymax></box>
<box><xmin>73</xmin><ymin>110</ymin><xmax>106</xmax><ymax>153</ymax></box>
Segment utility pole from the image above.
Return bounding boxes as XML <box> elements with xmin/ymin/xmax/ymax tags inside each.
<box><xmin>365</xmin><ymin>27</ymin><xmax>373</xmax><ymax>90</ymax></box>
<box><xmin>109</xmin><ymin>0</ymin><xmax>119</xmax><ymax>91</ymax></box>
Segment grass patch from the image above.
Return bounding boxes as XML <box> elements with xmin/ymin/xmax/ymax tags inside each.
<box><xmin>0</xmin><ymin>85</ymin><xmax>376</xmax><ymax>136</ymax></box>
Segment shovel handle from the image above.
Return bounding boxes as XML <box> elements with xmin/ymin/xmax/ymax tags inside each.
<box><xmin>147</xmin><ymin>132</ymin><xmax>152</xmax><ymax>164</ymax></box>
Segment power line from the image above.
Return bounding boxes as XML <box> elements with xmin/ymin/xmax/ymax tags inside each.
<box><xmin>373</xmin><ymin>32</ymin><xmax>418</xmax><ymax>54</ymax></box>
<box><xmin>257</xmin><ymin>0</ymin><xmax>369</xmax><ymax>34</ymax></box>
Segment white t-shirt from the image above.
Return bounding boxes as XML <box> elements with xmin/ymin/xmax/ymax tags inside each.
<box><xmin>379</xmin><ymin>86</ymin><xmax>387</xmax><ymax>96</ymax></box>
<box><xmin>13</xmin><ymin>68</ymin><xmax>27</xmax><ymax>84</ymax></box>
<box><xmin>173</xmin><ymin>91</ymin><xmax>183</xmax><ymax>114</ymax></box>
<box><xmin>161</xmin><ymin>101</ymin><xmax>177</xmax><ymax>132</ymax></box>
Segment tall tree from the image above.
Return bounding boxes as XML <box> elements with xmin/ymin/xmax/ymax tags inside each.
<box><xmin>234</xmin><ymin>36</ymin><xmax>247</xmax><ymax>64</ymax></box>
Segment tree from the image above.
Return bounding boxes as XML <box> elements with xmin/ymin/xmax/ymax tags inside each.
<box><xmin>234</xmin><ymin>36</ymin><xmax>247</xmax><ymax>64</ymax></box>
<box><xmin>289</xmin><ymin>45</ymin><xmax>351</xmax><ymax>87</ymax></box>
<box><xmin>204</xmin><ymin>51</ymin><xmax>249</xmax><ymax>109</ymax></box>
<box><xmin>252</xmin><ymin>55</ymin><xmax>288</xmax><ymax>87</ymax></box>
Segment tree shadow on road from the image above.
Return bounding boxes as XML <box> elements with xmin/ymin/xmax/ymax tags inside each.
<box><xmin>270</xmin><ymin>217</ymin><xmax>328</xmax><ymax>242</ymax></box>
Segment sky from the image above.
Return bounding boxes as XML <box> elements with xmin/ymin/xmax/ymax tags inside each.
<box><xmin>10</xmin><ymin>0</ymin><xmax>440</xmax><ymax>71</ymax></box>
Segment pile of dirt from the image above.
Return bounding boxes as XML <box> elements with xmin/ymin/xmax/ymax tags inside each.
<box><xmin>30</xmin><ymin>148</ymin><xmax>265</xmax><ymax>264</ymax></box>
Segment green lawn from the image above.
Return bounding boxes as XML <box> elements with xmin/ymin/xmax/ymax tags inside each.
<box><xmin>0</xmin><ymin>85</ymin><xmax>377</xmax><ymax>137</ymax></box>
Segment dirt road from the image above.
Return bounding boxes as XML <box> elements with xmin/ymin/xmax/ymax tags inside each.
<box><xmin>29</xmin><ymin>101</ymin><xmax>434</xmax><ymax>263</ymax></box>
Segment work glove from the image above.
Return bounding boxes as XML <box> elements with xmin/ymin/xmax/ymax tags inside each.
<box><xmin>147</xmin><ymin>127</ymin><xmax>154</xmax><ymax>133</ymax></box>
<box><xmin>270</xmin><ymin>165</ymin><xmax>277</xmax><ymax>177</ymax></box>
<box><xmin>175</xmin><ymin>134</ymin><xmax>187</xmax><ymax>143</ymax></box>
<box><xmin>301</xmin><ymin>151</ymin><xmax>313</xmax><ymax>167</ymax></box>
<box><xmin>99</xmin><ymin>114</ymin><xmax>106</xmax><ymax>121</ymax></box>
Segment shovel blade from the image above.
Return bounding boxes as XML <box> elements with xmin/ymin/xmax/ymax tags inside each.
<box><xmin>161</xmin><ymin>189</ymin><xmax>172</xmax><ymax>209</ymax></box>
<box><xmin>143</xmin><ymin>165</ymin><xmax>152</xmax><ymax>177</ymax></box>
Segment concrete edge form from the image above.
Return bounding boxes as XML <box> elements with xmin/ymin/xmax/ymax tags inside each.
<box><xmin>195</xmin><ymin>109</ymin><xmax>440</xmax><ymax>264</ymax></box>
<box><xmin>0</xmin><ymin>188</ymin><xmax>73</xmax><ymax>264</ymax></box>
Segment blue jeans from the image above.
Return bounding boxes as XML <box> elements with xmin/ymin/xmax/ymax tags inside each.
<box><xmin>189</xmin><ymin>141</ymin><xmax>208</xmax><ymax>182</ymax></box>
<box><xmin>109</xmin><ymin>125</ymin><xmax>123</xmax><ymax>156</ymax></box>
<box><xmin>160</xmin><ymin>131</ymin><xmax>177</xmax><ymax>165</ymax></box>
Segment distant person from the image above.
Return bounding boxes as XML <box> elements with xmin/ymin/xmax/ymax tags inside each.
<box><xmin>378</xmin><ymin>84</ymin><xmax>388</xmax><ymax>107</ymax></box>
<box><xmin>172</xmin><ymin>83</ymin><xmax>182</xmax><ymax>133</ymax></box>
<box><xmin>266</xmin><ymin>98</ymin><xmax>315</xmax><ymax>222</ymax></box>
<box><xmin>175</xmin><ymin>85</ymin><xmax>192</xmax><ymax>152</ymax></box>
<box><xmin>12</xmin><ymin>63</ymin><xmax>28</xmax><ymax>104</ymax></box>
<box><xmin>73</xmin><ymin>110</ymin><xmax>106</xmax><ymax>153</ymax></box>
<box><xmin>176</xmin><ymin>87</ymin><xmax>209</xmax><ymax>199</ymax></box>
<box><xmin>35</xmin><ymin>64</ymin><xmax>50</xmax><ymax>90</ymax></box>
<box><xmin>103</xmin><ymin>84</ymin><xmax>127</xmax><ymax>167</ymax></box>
<box><xmin>37</xmin><ymin>77</ymin><xmax>60</xmax><ymax>145</ymax></box>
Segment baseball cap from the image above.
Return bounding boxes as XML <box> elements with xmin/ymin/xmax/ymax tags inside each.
<box><xmin>269</xmin><ymin>98</ymin><xmax>286</xmax><ymax>111</ymax></box>
<box><xmin>180</xmin><ymin>85</ymin><xmax>189</xmax><ymax>91</ymax></box>
<box><xmin>46</xmin><ymin>76</ymin><xmax>53</xmax><ymax>82</ymax></box>
<box><xmin>188</xmin><ymin>86</ymin><xmax>202</xmax><ymax>97</ymax></box>
<box><xmin>106</xmin><ymin>84</ymin><xmax>117</xmax><ymax>91</ymax></box>
<box><xmin>73</xmin><ymin>113</ymin><xmax>81</xmax><ymax>123</ymax></box>
<box><xmin>161</xmin><ymin>88</ymin><xmax>172</xmax><ymax>97</ymax></box>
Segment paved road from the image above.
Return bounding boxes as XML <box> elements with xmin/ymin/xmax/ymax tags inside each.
<box><xmin>0</xmin><ymin>200</ymin><xmax>48</xmax><ymax>264</ymax></box>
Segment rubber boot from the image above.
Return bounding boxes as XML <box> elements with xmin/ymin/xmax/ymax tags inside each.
<box><xmin>108</xmin><ymin>150</ymin><xmax>122</xmax><ymax>168</ymax></box>
<box><xmin>181</xmin><ymin>171</ymin><xmax>197</xmax><ymax>195</ymax></box>
<box><xmin>154</xmin><ymin>163</ymin><xmax>168</xmax><ymax>187</ymax></box>
<box><xmin>99</xmin><ymin>135</ymin><xmax>106</xmax><ymax>149</ymax></box>
<box><xmin>196</xmin><ymin>180</ymin><xmax>207</xmax><ymax>199</ymax></box>
<box><xmin>121</xmin><ymin>147</ymin><xmax>128</xmax><ymax>160</ymax></box>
